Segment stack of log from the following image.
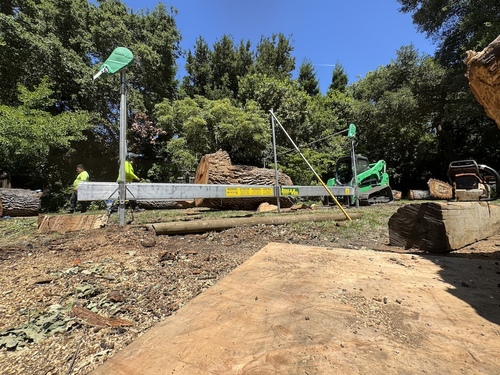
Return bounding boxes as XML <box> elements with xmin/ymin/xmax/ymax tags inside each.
<box><xmin>0</xmin><ymin>188</ymin><xmax>41</xmax><ymax>217</ymax></box>
<box><xmin>194</xmin><ymin>150</ymin><xmax>296</xmax><ymax>210</ymax></box>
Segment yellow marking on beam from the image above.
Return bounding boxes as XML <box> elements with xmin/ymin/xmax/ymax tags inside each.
<box><xmin>226</xmin><ymin>187</ymin><xmax>274</xmax><ymax>197</ymax></box>
<box><xmin>281</xmin><ymin>187</ymin><xmax>299</xmax><ymax>196</ymax></box>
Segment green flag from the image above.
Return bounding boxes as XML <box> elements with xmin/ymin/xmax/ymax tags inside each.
<box><xmin>93</xmin><ymin>47</ymin><xmax>134</xmax><ymax>79</ymax></box>
<box><xmin>348</xmin><ymin>123</ymin><xmax>356</xmax><ymax>139</ymax></box>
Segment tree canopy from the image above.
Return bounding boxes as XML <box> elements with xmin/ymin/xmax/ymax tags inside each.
<box><xmin>1</xmin><ymin>0</ymin><xmax>500</xmax><ymax>211</ymax></box>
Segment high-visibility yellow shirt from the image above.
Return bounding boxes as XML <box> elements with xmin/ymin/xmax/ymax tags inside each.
<box><xmin>73</xmin><ymin>171</ymin><xmax>89</xmax><ymax>189</ymax></box>
<box><xmin>117</xmin><ymin>161</ymin><xmax>139</xmax><ymax>182</ymax></box>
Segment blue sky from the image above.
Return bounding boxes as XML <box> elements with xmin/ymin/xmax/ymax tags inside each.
<box><xmin>123</xmin><ymin>0</ymin><xmax>436</xmax><ymax>93</ymax></box>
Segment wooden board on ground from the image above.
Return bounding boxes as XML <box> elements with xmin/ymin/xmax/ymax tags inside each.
<box><xmin>90</xmin><ymin>242</ymin><xmax>500</xmax><ymax>375</ymax></box>
<box><xmin>38</xmin><ymin>214</ymin><xmax>108</xmax><ymax>234</ymax></box>
<box><xmin>388</xmin><ymin>201</ymin><xmax>500</xmax><ymax>253</ymax></box>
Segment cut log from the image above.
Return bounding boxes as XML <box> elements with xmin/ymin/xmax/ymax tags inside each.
<box><xmin>427</xmin><ymin>179</ymin><xmax>453</xmax><ymax>199</ymax></box>
<box><xmin>408</xmin><ymin>190</ymin><xmax>432</xmax><ymax>200</ymax></box>
<box><xmin>465</xmin><ymin>35</ymin><xmax>500</xmax><ymax>128</ymax></box>
<box><xmin>194</xmin><ymin>150</ymin><xmax>295</xmax><ymax>210</ymax></box>
<box><xmin>0</xmin><ymin>188</ymin><xmax>41</xmax><ymax>217</ymax></box>
<box><xmin>38</xmin><ymin>214</ymin><xmax>108</xmax><ymax>234</ymax></box>
<box><xmin>388</xmin><ymin>202</ymin><xmax>500</xmax><ymax>253</ymax></box>
<box><xmin>153</xmin><ymin>212</ymin><xmax>362</xmax><ymax>235</ymax></box>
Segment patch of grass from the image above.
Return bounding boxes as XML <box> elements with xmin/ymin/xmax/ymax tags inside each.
<box><xmin>0</xmin><ymin>217</ymin><xmax>39</xmax><ymax>244</ymax></box>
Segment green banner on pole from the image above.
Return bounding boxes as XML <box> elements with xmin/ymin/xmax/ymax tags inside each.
<box><xmin>93</xmin><ymin>47</ymin><xmax>134</xmax><ymax>80</ymax></box>
<box><xmin>348</xmin><ymin>123</ymin><xmax>357</xmax><ymax>139</ymax></box>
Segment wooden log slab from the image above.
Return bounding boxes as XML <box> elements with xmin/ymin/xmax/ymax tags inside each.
<box><xmin>388</xmin><ymin>202</ymin><xmax>500</xmax><ymax>253</ymax></box>
<box><xmin>0</xmin><ymin>188</ymin><xmax>41</xmax><ymax>217</ymax></box>
<box><xmin>90</xmin><ymin>243</ymin><xmax>500</xmax><ymax>375</ymax></box>
<box><xmin>194</xmin><ymin>149</ymin><xmax>295</xmax><ymax>210</ymax></box>
<box><xmin>38</xmin><ymin>214</ymin><xmax>108</xmax><ymax>234</ymax></box>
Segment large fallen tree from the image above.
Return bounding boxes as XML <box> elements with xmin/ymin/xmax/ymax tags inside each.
<box><xmin>194</xmin><ymin>150</ymin><xmax>296</xmax><ymax>210</ymax></box>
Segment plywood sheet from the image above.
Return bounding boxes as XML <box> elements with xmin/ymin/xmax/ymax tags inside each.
<box><xmin>91</xmin><ymin>243</ymin><xmax>500</xmax><ymax>375</ymax></box>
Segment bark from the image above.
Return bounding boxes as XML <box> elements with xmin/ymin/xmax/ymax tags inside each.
<box><xmin>388</xmin><ymin>202</ymin><xmax>500</xmax><ymax>253</ymax></box>
<box><xmin>194</xmin><ymin>150</ymin><xmax>295</xmax><ymax>210</ymax></box>
<box><xmin>0</xmin><ymin>188</ymin><xmax>41</xmax><ymax>217</ymax></box>
<box><xmin>465</xmin><ymin>35</ymin><xmax>500</xmax><ymax>128</ymax></box>
<box><xmin>153</xmin><ymin>212</ymin><xmax>362</xmax><ymax>235</ymax></box>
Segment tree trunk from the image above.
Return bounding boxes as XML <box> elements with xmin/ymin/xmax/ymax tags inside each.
<box><xmin>153</xmin><ymin>212</ymin><xmax>362</xmax><ymax>235</ymax></box>
<box><xmin>0</xmin><ymin>188</ymin><xmax>41</xmax><ymax>217</ymax></box>
<box><xmin>194</xmin><ymin>150</ymin><xmax>296</xmax><ymax>210</ymax></box>
<box><xmin>388</xmin><ymin>202</ymin><xmax>500</xmax><ymax>253</ymax></box>
<box><xmin>465</xmin><ymin>35</ymin><xmax>500</xmax><ymax>128</ymax></box>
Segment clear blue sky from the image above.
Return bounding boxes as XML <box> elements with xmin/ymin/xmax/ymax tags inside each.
<box><xmin>122</xmin><ymin>0</ymin><xmax>436</xmax><ymax>93</ymax></box>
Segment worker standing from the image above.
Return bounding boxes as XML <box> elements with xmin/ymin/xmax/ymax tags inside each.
<box><xmin>69</xmin><ymin>164</ymin><xmax>90</xmax><ymax>213</ymax></box>
<box><xmin>117</xmin><ymin>153</ymin><xmax>143</xmax><ymax>211</ymax></box>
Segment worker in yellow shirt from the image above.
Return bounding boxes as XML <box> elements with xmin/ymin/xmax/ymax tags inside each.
<box><xmin>69</xmin><ymin>164</ymin><xmax>90</xmax><ymax>213</ymax></box>
<box><xmin>117</xmin><ymin>153</ymin><xmax>143</xmax><ymax>211</ymax></box>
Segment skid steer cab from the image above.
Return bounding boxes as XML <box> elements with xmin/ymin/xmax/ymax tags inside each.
<box><xmin>447</xmin><ymin>160</ymin><xmax>500</xmax><ymax>201</ymax></box>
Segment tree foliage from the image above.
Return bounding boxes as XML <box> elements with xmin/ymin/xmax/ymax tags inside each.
<box><xmin>5</xmin><ymin>0</ymin><xmax>500</xmax><ymax>209</ymax></box>
<box><xmin>349</xmin><ymin>46</ymin><xmax>445</xmax><ymax>189</ymax></box>
<box><xmin>0</xmin><ymin>80</ymin><xmax>92</xmax><ymax>186</ymax></box>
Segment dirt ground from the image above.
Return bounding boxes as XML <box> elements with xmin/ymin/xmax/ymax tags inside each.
<box><xmin>0</xmin><ymin>204</ymin><xmax>499</xmax><ymax>375</ymax></box>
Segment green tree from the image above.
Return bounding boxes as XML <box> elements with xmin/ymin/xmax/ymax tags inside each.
<box><xmin>0</xmin><ymin>80</ymin><xmax>92</xmax><ymax>187</ymax></box>
<box><xmin>255</xmin><ymin>33</ymin><xmax>295</xmax><ymax>78</ymax></box>
<box><xmin>329</xmin><ymin>63</ymin><xmax>348</xmax><ymax>93</ymax></box>
<box><xmin>398</xmin><ymin>0</ymin><xmax>500</xmax><ymax>66</ymax></box>
<box><xmin>398</xmin><ymin>0</ymin><xmax>500</xmax><ymax>171</ymax></box>
<box><xmin>297</xmin><ymin>60</ymin><xmax>320</xmax><ymax>96</ymax></box>
<box><xmin>181</xmin><ymin>37</ymin><xmax>212</xmax><ymax>98</ymax></box>
<box><xmin>154</xmin><ymin>96</ymin><xmax>270</xmax><ymax>180</ymax></box>
<box><xmin>349</xmin><ymin>46</ymin><xmax>446</xmax><ymax>190</ymax></box>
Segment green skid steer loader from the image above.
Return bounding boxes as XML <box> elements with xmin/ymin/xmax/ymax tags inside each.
<box><xmin>323</xmin><ymin>155</ymin><xmax>393</xmax><ymax>206</ymax></box>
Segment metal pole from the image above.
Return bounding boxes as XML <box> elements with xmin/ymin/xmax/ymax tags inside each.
<box><xmin>351</xmin><ymin>138</ymin><xmax>359</xmax><ymax>208</ymax></box>
<box><xmin>269</xmin><ymin>110</ymin><xmax>352</xmax><ymax>221</ymax></box>
<box><xmin>270</xmin><ymin>109</ymin><xmax>281</xmax><ymax>212</ymax></box>
<box><xmin>118</xmin><ymin>70</ymin><xmax>127</xmax><ymax>226</ymax></box>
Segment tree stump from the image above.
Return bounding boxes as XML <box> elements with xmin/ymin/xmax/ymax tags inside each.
<box><xmin>194</xmin><ymin>150</ymin><xmax>295</xmax><ymax>210</ymax></box>
<box><xmin>465</xmin><ymin>35</ymin><xmax>500</xmax><ymax>128</ymax></box>
<box><xmin>388</xmin><ymin>202</ymin><xmax>500</xmax><ymax>253</ymax></box>
<box><xmin>0</xmin><ymin>188</ymin><xmax>41</xmax><ymax>217</ymax></box>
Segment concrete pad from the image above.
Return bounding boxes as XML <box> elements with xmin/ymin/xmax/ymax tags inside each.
<box><xmin>91</xmin><ymin>243</ymin><xmax>500</xmax><ymax>374</ymax></box>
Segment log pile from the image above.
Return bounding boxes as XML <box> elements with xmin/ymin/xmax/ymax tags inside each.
<box><xmin>0</xmin><ymin>188</ymin><xmax>41</xmax><ymax>217</ymax></box>
<box><xmin>194</xmin><ymin>150</ymin><xmax>296</xmax><ymax>210</ymax></box>
<box><xmin>388</xmin><ymin>201</ymin><xmax>500</xmax><ymax>253</ymax></box>
<box><xmin>465</xmin><ymin>34</ymin><xmax>500</xmax><ymax>128</ymax></box>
